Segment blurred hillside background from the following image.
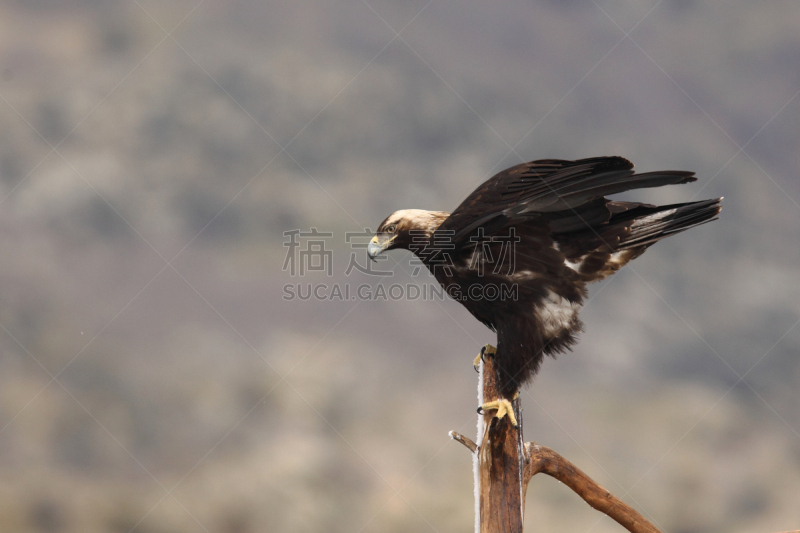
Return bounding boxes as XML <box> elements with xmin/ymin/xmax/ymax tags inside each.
<box><xmin>0</xmin><ymin>1</ymin><xmax>799</xmax><ymax>532</ymax></box>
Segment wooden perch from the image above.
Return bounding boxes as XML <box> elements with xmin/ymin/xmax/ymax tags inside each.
<box><xmin>448</xmin><ymin>430</ymin><xmax>477</xmax><ymax>453</ymax></box>
<box><xmin>451</xmin><ymin>353</ymin><xmax>800</xmax><ymax>533</ymax></box>
<box><xmin>523</xmin><ymin>443</ymin><xmax>659</xmax><ymax>533</ymax></box>
<box><xmin>478</xmin><ymin>353</ymin><xmax>525</xmax><ymax>532</ymax></box>
<box><xmin>450</xmin><ymin>353</ymin><xmax>661</xmax><ymax>533</ymax></box>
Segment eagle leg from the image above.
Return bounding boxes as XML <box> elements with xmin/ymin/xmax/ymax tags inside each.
<box><xmin>477</xmin><ymin>398</ymin><xmax>518</xmax><ymax>426</ymax></box>
<box><xmin>473</xmin><ymin>344</ymin><xmax>497</xmax><ymax>372</ymax></box>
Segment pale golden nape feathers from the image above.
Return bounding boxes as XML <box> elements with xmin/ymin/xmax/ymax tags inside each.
<box><xmin>383</xmin><ymin>209</ymin><xmax>450</xmax><ymax>236</ymax></box>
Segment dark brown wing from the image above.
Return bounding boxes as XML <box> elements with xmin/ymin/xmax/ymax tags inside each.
<box><xmin>436</xmin><ymin>156</ymin><xmax>696</xmax><ymax>244</ymax></box>
<box><xmin>553</xmin><ymin>198</ymin><xmax>722</xmax><ymax>282</ymax></box>
<box><xmin>424</xmin><ymin>156</ymin><xmax>719</xmax><ymax>398</ymax></box>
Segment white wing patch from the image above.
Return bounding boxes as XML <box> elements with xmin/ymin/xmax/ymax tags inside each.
<box><xmin>564</xmin><ymin>256</ymin><xmax>584</xmax><ymax>272</ymax></box>
<box><xmin>608</xmin><ymin>250</ymin><xmax>627</xmax><ymax>267</ymax></box>
<box><xmin>537</xmin><ymin>290</ymin><xmax>581</xmax><ymax>337</ymax></box>
<box><xmin>511</xmin><ymin>269</ymin><xmax>539</xmax><ymax>281</ymax></box>
<box><xmin>631</xmin><ymin>207</ymin><xmax>677</xmax><ymax>226</ymax></box>
<box><xmin>555</xmin><ymin>243</ymin><xmax>586</xmax><ymax>273</ymax></box>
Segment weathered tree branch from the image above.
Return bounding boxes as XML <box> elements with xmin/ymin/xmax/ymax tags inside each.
<box><xmin>451</xmin><ymin>348</ymin><xmax>798</xmax><ymax>533</ymax></box>
<box><xmin>523</xmin><ymin>442</ymin><xmax>660</xmax><ymax>533</ymax></box>
<box><xmin>476</xmin><ymin>354</ymin><xmax>525</xmax><ymax>533</ymax></box>
<box><xmin>449</xmin><ymin>431</ymin><xmax>477</xmax><ymax>453</ymax></box>
<box><xmin>449</xmin><ymin>350</ymin><xmax>661</xmax><ymax>533</ymax></box>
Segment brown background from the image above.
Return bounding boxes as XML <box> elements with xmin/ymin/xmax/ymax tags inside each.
<box><xmin>0</xmin><ymin>1</ymin><xmax>799</xmax><ymax>532</ymax></box>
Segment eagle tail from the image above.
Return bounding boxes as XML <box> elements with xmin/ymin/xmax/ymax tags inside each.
<box><xmin>616</xmin><ymin>197</ymin><xmax>722</xmax><ymax>250</ymax></box>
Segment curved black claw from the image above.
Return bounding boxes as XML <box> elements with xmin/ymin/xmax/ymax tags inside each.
<box><xmin>477</xmin><ymin>399</ymin><xmax>518</xmax><ymax>426</ymax></box>
<box><xmin>474</xmin><ymin>344</ymin><xmax>496</xmax><ymax>372</ymax></box>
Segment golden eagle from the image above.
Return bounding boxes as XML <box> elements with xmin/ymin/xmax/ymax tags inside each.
<box><xmin>368</xmin><ymin>156</ymin><xmax>721</xmax><ymax>424</ymax></box>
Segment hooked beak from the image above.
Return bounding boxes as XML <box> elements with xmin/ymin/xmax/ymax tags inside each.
<box><xmin>367</xmin><ymin>234</ymin><xmax>395</xmax><ymax>261</ymax></box>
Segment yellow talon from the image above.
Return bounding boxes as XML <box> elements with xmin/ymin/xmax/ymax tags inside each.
<box><xmin>473</xmin><ymin>344</ymin><xmax>517</xmax><ymax>425</ymax></box>
<box><xmin>478</xmin><ymin>398</ymin><xmax>518</xmax><ymax>426</ymax></box>
<box><xmin>473</xmin><ymin>344</ymin><xmax>497</xmax><ymax>371</ymax></box>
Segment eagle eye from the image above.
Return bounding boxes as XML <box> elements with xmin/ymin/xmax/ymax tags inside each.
<box><xmin>385</xmin><ymin>225</ymin><xmax>397</xmax><ymax>233</ymax></box>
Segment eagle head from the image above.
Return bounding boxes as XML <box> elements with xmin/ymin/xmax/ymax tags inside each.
<box><xmin>368</xmin><ymin>209</ymin><xmax>450</xmax><ymax>260</ymax></box>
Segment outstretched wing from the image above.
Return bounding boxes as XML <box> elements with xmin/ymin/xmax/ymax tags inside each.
<box><xmin>423</xmin><ymin>156</ymin><xmax>719</xmax><ymax>397</ymax></box>
<box><xmin>552</xmin><ymin>198</ymin><xmax>722</xmax><ymax>282</ymax></box>
<box><xmin>436</xmin><ymin>156</ymin><xmax>696</xmax><ymax>244</ymax></box>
